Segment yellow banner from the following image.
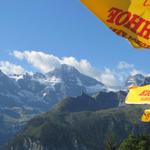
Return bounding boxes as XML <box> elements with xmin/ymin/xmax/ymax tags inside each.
<box><xmin>125</xmin><ymin>85</ymin><xmax>150</xmax><ymax>104</ymax></box>
<box><xmin>141</xmin><ymin>109</ymin><xmax>150</xmax><ymax>122</ymax></box>
<box><xmin>81</xmin><ymin>0</ymin><xmax>150</xmax><ymax>48</ymax></box>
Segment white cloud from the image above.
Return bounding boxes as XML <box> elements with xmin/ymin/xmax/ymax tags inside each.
<box><xmin>99</xmin><ymin>61</ymin><xmax>144</xmax><ymax>90</ymax></box>
<box><xmin>118</xmin><ymin>61</ymin><xmax>134</xmax><ymax>70</ymax></box>
<box><xmin>0</xmin><ymin>61</ymin><xmax>26</xmax><ymax>75</ymax></box>
<box><xmin>12</xmin><ymin>50</ymin><xmax>100</xmax><ymax>81</ymax></box>
<box><xmin>12</xmin><ymin>50</ymin><xmax>146</xmax><ymax>90</ymax></box>
<box><xmin>118</xmin><ymin>61</ymin><xmax>143</xmax><ymax>77</ymax></box>
<box><xmin>12</xmin><ymin>51</ymin><xmax>61</xmax><ymax>73</ymax></box>
<box><xmin>62</xmin><ymin>57</ymin><xmax>100</xmax><ymax>81</ymax></box>
<box><xmin>99</xmin><ymin>68</ymin><xmax>120</xmax><ymax>90</ymax></box>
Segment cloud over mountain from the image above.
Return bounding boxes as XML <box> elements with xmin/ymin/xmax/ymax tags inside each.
<box><xmin>10</xmin><ymin>50</ymin><xmax>146</xmax><ymax>90</ymax></box>
<box><xmin>12</xmin><ymin>51</ymin><xmax>61</xmax><ymax>73</ymax></box>
<box><xmin>12</xmin><ymin>50</ymin><xmax>100</xmax><ymax>81</ymax></box>
<box><xmin>0</xmin><ymin>61</ymin><xmax>26</xmax><ymax>75</ymax></box>
<box><xmin>118</xmin><ymin>61</ymin><xmax>142</xmax><ymax>76</ymax></box>
<box><xmin>99</xmin><ymin>68</ymin><xmax>119</xmax><ymax>89</ymax></box>
<box><xmin>118</xmin><ymin>61</ymin><xmax>134</xmax><ymax>70</ymax></box>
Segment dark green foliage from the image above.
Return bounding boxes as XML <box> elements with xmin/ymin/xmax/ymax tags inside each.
<box><xmin>4</xmin><ymin>89</ymin><xmax>149</xmax><ymax>150</ymax></box>
<box><xmin>7</xmin><ymin>106</ymin><xmax>150</xmax><ymax>150</ymax></box>
<box><xmin>118</xmin><ymin>135</ymin><xmax>150</xmax><ymax>150</ymax></box>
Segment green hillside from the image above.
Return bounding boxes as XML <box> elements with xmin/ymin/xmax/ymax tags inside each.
<box><xmin>6</xmin><ymin>105</ymin><xmax>150</xmax><ymax>150</ymax></box>
<box><xmin>117</xmin><ymin>135</ymin><xmax>150</xmax><ymax>150</ymax></box>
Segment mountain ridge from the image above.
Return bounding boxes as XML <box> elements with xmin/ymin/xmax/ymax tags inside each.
<box><xmin>0</xmin><ymin>65</ymin><xmax>150</xmax><ymax>148</ymax></box>
<box><xmin>0</xmin><ymin>64</ymin><xmax>106</xmax><ymax>147</ymax></box>
<box><xmin>7</xmin><ymin>105</ymin><xmax>150</xmax><ymax>150</ymax></box>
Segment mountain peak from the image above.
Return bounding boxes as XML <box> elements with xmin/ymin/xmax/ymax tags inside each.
<box><xmin>125</xmin><ymin>73</ymin><xmax>146</xmax><ymax>88</ymax></box>
<box><xmin>54</xmin><ymin>64</ymin><xmax>78</xmax><ymax>73</ymax></box>
<box><xmin>131</xmin><ymin>74</ymin><xmax>145</xmax><ymax>79</ymax></box>
<box><xmin>60</xmin><ymin>64</ymin><xmax>76</xmax><ymax>70</ymax></box>
<box><xmin>45</xmin><ymin>64</ymin><xmax>79</xmax><ymax>77</ymax></box>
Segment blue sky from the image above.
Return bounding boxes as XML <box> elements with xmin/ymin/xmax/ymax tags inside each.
<box><xmin>0</xmin><ymin>0</ymin><xmax>149</xmax><ymax>88</ymax></box>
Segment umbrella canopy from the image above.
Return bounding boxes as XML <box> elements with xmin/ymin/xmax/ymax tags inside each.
<box><xmin>81</xmin><ymin>0</ymin><xmax>150</xmax><ymax>48</ymax></box>
<box><xmin>125</xmin><ymin>85</ymin><xmax>150</xmax><ymax>104</ymax></box>
<box><xmin>141</xmin><ymin>109</ymin><xmax>150</xmax><ymax>122</ymax></box>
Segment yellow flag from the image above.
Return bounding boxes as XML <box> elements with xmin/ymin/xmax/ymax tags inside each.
<box><xmin>125</xmin><ymin>85</ymin><xmax>150</xmax><ymax>104</ymax></box>
<box><xmin>81</xmin><ymin>0</ymin><xmax>150</xmax><ymax>48</ymax></box>
<box><xmin>141</xmin><ymin>109</ymin><xmax>150</xmax><ymax>122</ymax></box>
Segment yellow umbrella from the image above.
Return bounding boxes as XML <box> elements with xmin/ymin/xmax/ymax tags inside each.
<box><xmin>81</xmin><ymin>0</ymin><xmax>150</xmax><ymax>48</ymax></box>
<box><xmin>141</xmin><ymin>109</ymin><xmax>150</xmax><ymax>122</ymax></box>
<box><xmin>125</xmin><ymin>85</ymin><xmax>150</xmax><ymax>104</ymax></box>
<box><xmin>125</xmin><ymin>84</ymin><xmax>150</xmax><ymax>122</ymax></box>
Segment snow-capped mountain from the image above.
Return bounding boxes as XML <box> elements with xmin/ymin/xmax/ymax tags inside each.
<box><xmin>0</xmin><ymin>64</ymin><xmax>106</xmax><ymax>146</ymax></box>
<box><xmin>1</xmin><ymin>65</ymin><xmax>149</xmax><ymax>147</ymax></box>
<box><xmin>0</xmin><ymin>64</ymin><xmax>105</xmax><ymax>111</ymax></box>
<box><xmin>124</xmin><ymin>74</ymin><xmax>150</xmax><ymax>89</ymax></box>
